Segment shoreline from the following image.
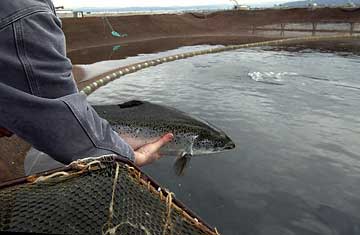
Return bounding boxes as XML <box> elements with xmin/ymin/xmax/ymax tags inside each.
<box><xmin>62</xmin><ymin>8</ymin><xmax>360</xmax><ymax>51</ymax></box>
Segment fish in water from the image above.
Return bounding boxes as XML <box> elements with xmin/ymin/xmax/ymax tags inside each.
<box><xmin>94</xmin><ymin>100</ymin><xmax>235</xmax><ymax>175</ymax></box>
<box><xmin>24</xmin><ymin>100</ymin><xmax>235</xmax><ymax>176</ymax></box>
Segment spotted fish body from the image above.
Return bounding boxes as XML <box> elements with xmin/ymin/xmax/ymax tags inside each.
<box><xmin>24</xmin><ymin>100</ymin><xmax>235</xmax><ymax>176</ymax></box>
<box><xmin>94</xmin><ymin>100</ymin><xmax>235</xmax><ymax>155</ymax></box>
<box><xmin>94</xmin><ymin>100</ymin><xmax>235</xmax><ymax>175</ymax></box>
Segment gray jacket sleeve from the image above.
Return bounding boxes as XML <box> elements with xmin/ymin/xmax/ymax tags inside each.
<box><xmin>0</xmin><ymin>84</ymin><xmax>134</xmax><ymax>163</ymax></box>
<box><xmin>0</xmin><ymin>3</ymin><xmax>134</xmax><ymax>163</ymax></box>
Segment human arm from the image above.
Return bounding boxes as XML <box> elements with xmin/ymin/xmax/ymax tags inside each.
<box><xmin>0</xmin><ymin>83</ymin><xmax>135</xmax><ymax>163</ymax></box>
<box><xmin>0</xmin><ymin>83</ymin><xmax>173</xmax><ymax>166</ymax></box>
<box><xmin>0</xmin><ymin>1</ymin><xmax>174</xmax><ymax>166</ymax></box>
<box><xmin>0</xmin><ymin>6</ymin><xmax>136</xmax><ymax>164</ymax></box>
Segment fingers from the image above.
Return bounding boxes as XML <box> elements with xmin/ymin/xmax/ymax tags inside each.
<box><xmin>134</xmin><ymin>133</ymin><xmax>173</xmax><ymax>167</ymax></box>
<box><xmin>149</xmin><ymin>133</ymin><xmax>174</xmax><ymax>152</ymax></box>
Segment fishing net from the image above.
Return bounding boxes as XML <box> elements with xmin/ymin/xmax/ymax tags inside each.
<box><xmin>0</xmin><ymin>156</ymin><xmax>219</xmax><ymax>235</ymax></box>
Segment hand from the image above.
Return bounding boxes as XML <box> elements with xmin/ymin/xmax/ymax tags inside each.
<box><xmin>0</xmin><ymin>128</ymin><xmax>13</xmax><ymax>138</ymax></box>
<box><xmin>134</xmin><ymin>133</ymin><xmax>173</xmax><ymax>167</ymax></box>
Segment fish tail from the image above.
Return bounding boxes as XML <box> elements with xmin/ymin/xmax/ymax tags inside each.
<box><xmin>173</xmin><ymin>153</ymin><xmax>192</xmax><ymax>176</ymax></box>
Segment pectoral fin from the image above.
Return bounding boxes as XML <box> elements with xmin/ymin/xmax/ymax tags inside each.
<box><xmin>173</xmin><ymin>135</ymin><xmax>197</xmax><ymax>176</ymax></box>
<box><xmin>173</xmin><ymin>152</ymin><xmax>192</xmax><ymax>176</ymax></box>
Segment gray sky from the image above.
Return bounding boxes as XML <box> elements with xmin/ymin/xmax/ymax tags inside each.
<box><xmin>52</xmin><ymin>0</ymin><xmax>289</xmax><ymax>8</ymax></box>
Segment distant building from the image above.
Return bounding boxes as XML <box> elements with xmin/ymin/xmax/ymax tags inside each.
<box><xmin>233</xmin><ymin>5</ymin><xmax>250</xmax><ymax>10</ymax></box>
<box><xmin>230</xmin><ymin>0</ymin><xmax>250</xmax><ymax>10</ymax></box>
<box><xmin>344</xmin><ymin>1</ymin><xmax>357</xmax><ymax>8</ymax></box>
<box><xmin>308</xmin><ymin>0</ymin><xmax>318</xmax><ymax>9</ymax></box>
<box><xmin>73</xmin><ymin>11</ymin><xmax>84</xmax><ymax>18</ymax></box>
<box><xmin>309</xmin><ymin>3</ymin><xmax>318</xmax><ymax>8</ymax></box>
<box><xmin>55</xmin><ymin>9</ymin><xmax>84</xmax><ymax>18</ymax></box>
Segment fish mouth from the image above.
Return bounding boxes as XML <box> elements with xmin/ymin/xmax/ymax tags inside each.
<box><xmin>224</xmin><ymin>141</ymin><xmax>236</xmax><ymax>150</ymax></box>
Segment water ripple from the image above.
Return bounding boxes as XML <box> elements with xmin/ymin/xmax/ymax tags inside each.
<box><xmin>88</xmin><ymin>45</ymin><xmax>360</xmax><ymax>235</ymax></box>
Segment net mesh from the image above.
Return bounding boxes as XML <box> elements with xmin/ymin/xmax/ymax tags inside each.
<box><xmin>0</xmin><ymin>156</ymin><xmax>218</xmax><ymax>235</ymax></box>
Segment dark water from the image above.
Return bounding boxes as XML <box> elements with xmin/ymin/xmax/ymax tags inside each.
<box><xmin>88</xmin><ymin>46</ymin><xmax>360</xmax><ymax>235</ymax></box>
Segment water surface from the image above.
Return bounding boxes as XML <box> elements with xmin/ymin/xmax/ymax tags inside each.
<box><xmin>88</xmin><ymin>46</ymin><xmax>360</xmax><ymax>235</ymax></box>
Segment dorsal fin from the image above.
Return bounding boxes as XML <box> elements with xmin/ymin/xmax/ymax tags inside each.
<box><xmin>118</xmin><ymin>100</ymin><xmax>144</xmax><ymax>109</ymax></box>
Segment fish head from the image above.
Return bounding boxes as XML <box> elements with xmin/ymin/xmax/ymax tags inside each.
<box><xmin>191</xmin><ymin>121</ymin><xmax>236</xmax><ymax>154</ymax></box>
<box><xmin>193</xmin><ymin>131</ymin><xmax>235</xmax><ymax>154</ymax></box>
<box><xmin>173</xmin><ymin>126</ymin><xmax>235</xmax><ymax>176</ymax></box>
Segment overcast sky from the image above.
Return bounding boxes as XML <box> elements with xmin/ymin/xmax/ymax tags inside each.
<box><xmin>52</xmin><ymin>0</ymin><xmax>289</xmax><ymax>8</ymax></box>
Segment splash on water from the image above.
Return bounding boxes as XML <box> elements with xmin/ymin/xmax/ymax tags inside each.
<box><xmin>247</xmin><ymin>71</ymin><xmax>298</xmax><ymax>85</ymax></box>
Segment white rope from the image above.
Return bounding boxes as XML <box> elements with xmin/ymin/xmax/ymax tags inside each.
<box><xmin>162</xmin><ymin>192</ymin><xmax>174</xmax><ymax>235</ymax></box>
<box><xmin>33</xmin><ymin>156</ymin><xmax>113</xmax><ymax>183</ymax></box>
<box><xmin>33</xmin><ymin>172</ymin><xmax>70</xmax><ymax>183</ymax></box>
<box><xmin>102</xmin><ymin>162</ymin><xmax>120</xmax><ymax>235</ymax></box>
<box><xmin>104</xmin><ymin>221</ymin><xmax>151</xmax><ymax>235</ymax></box>
<box><xmin>102</xmin><ymin>163</ymin><xmax>152</xmax><ymax>235</ymax></box>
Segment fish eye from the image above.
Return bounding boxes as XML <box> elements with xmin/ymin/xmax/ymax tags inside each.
<box><xmin>215</xmin><ymin>141</ymin><xmax>225</xmax><ymax>148</ymax></box>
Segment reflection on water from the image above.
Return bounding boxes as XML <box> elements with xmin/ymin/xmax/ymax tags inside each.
<box><xmin>88</xmin><ymin>46</ymin><xmax>360</xmax><ymax>235</ymax></box>
<box><xmin>68</xmin><ymin>43</ymin><xmax>129</xmax><ymax>64</ymax></box>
